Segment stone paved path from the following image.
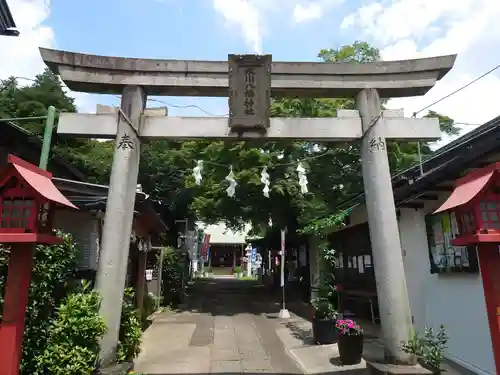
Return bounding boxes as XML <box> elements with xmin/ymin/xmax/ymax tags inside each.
<box><xmin>134</xmin><ymin>277</ymin><xmax>303</xmax><ymax>374</ymax></box>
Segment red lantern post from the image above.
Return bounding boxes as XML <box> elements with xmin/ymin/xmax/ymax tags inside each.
<box><xmin>0</xmin><ymin>155</ymin><xmax>77</xmax><ymax>375</ymax></box>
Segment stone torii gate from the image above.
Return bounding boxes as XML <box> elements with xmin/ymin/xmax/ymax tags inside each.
<box><xmin>39</xmin><ymin>48</ymin><xmax>455</xmax><ymax>368</ymax></box>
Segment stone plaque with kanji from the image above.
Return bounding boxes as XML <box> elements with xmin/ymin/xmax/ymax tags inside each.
<box><xmin>228</xmin><ymin>54</ymin><xmax>271</xmax><ymax>132</ymax></box>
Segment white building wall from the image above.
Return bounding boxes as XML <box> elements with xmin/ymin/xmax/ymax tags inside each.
<box><xmin>398</xmin><ymin>207</ymin><xmax>495</xmax><ymax>375</ymax></box>
<box><xmin>54</xmin><ymin>210</ymin><xmax>100</xmax><ymax>271</ymax></box>
<box><xmin>196</xmin><ymin>221</ymin><xmax>251</xmax><ymax>244</ymax></box>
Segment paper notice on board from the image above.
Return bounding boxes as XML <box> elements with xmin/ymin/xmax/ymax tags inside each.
<box><xmin>450</xmin><ymin>212</ymin><xmax>459</xmax><ymax>238</ymax></box>
<box><xmin>433</xmin><ymin>221</ymin><xmax>444</xmax><ymax>244</ymax></box>
<box><xmin>442</xmin><ymin>214</ymin><xmax>451</xmax><ymax>233</ymax></box>
<box><xmin>364</xmin><ymin>255</ymin><xmax>371</xmax><ymax>267</ymax></box>
<box><xmin>358</xmin><ymin>256</ymin><xmax>364</xmax><ymax>273</ymax></box>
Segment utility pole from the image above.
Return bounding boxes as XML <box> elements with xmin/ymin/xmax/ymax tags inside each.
<box><xmin>39</xmin><ymin>106</ymin><xmax>55</xmax><ymax>170</ymax></box>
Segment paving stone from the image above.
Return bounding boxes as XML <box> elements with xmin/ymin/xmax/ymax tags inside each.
<box><xmin>238</xmin><ymin>347</ymin><xmax>269</xmax><ymax>360</ymax></box>
<box><xmin>211</xmin><ymin>346</ymin><xmax>241</xmax><ymax>361</ymax></box>
<box><xmin>134</xmin><ymin>277</ymin><xmax>303</xmax><ymax>375</ymax></box>
<box><xmin>241</xmin><ymin>358</ymin><xmax>273</xmax><ymax>372</ymax></box>
<box><xmin>211</xmin><ymin>360</ymin><xmax>243</xmax><ymax>373</ymax></box>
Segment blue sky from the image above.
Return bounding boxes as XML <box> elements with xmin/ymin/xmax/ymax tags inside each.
<box><xmin>46</xmin><ymin>0</ymin><xmax>359</xmax><ymax>117</ymax></box>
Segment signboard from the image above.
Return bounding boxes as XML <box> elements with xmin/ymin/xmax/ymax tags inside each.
<box><xmin>145</xmin><ymin>269</ymin><xmax>153</xmax><ymax>281</ymax></box>
<box><xmin>228</xmin><ymin>54</ymin><xmax>271</xmax><ymax>132</ymax></box>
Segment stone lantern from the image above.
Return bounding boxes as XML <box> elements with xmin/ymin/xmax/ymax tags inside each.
<box><xmin>0</xmin><ymin>155</ymin><xmax>77</xmax><ymax>375</ymax></box>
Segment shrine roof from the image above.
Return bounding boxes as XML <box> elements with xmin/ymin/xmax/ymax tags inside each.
<box><xmin>52</xmin><ymin>177</ymin><xmax>168</xmax><ymax>233</ymax></box>
<box><xmin>7</xmin><ymin>155</ymin><xmax>77</xmax><ymax>209</ymax></box>
<box><xmin>0</xmin><ymin>0</ymin><xmax>18</xmax><ymax>36</ymax></box>
<box><xmin>338</xmin><ymin>113</ymin><xmax>500</xmax><ymax>213</ymax></box>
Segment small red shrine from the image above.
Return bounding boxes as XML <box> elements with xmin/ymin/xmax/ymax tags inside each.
<box><xmin>434</xmin><ymin>161</ymin><xmax>500</xmax><ymax>375</ymax></box>
<box><xmin>0</xmin><ymin>155</ymin><xmax>77</xmax><ymax>375</ymax></box>
<box><xmin>434</xmin><ymin>161</ymin><xmax>500</xmax><ymax>245</ymax></box>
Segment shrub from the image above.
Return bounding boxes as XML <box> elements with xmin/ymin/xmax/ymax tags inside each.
<box><xmin>142</xmin><ymin>292</ymin><xmax>157</xmax><ymax>322</ymax></box>
<box><xmin>0</xmin><ymin>232</ymin><xmax>79</xmax><ymax>375</ymax></box>
<box><xmin>312</xmin><ymin>245</ymin><xmax>339</xmax><ymax>320</ymax></box>
<box><xmin>161</xmin><ymin>247</ymin><xmax>187</xmax><ymax>307</ymax></box>
<box><xmin>234</xmin><ymin>266</ymin><xmax>243</xmax><ymax>274</ymax></box>
<box><xmin>36</xmin><ymin>281</ymin><xmax>106</xmax><ymax>375</ymax></box>
<box><xmin>402</xmin><ymin>325</ymin><xmax>448</xmax><ymax>372</ymax></box>
<box><xmin>116</xmin><ymin>288</ymin><xmax>142</xmax><ymax>363</ymax></box>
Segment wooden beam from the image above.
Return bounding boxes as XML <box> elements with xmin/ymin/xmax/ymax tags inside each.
<box><xmin>397</xmin><ymin>202</ymin><xmax>425</xmax><ymax>209</ymax></box>
<box><xmin>430</xmin><ymin>186</ymin><xmax>454</xmax><ymax>192</ymax></box>
<box><xmin>417</xmin><ymin>194</ymin><xmax>439</xmax><ymax>200</ymax></box>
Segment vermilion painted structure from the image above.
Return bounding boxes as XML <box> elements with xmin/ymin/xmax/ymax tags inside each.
<box><xmin>0</xmin><ymin>155</ymin><xmax>77</xmax><ymax>375</ymax></box>
<box><xmin>434</xmin><ymin>162</ymin><xmax>500</xmax><ymax>375</ymax></box>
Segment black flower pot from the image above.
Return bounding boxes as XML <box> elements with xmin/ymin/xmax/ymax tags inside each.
<box><xmin>312</xmin><ymin>316</ymin><xmax>337</xmax><ymax>345</ymax></box>
<box><xmin>338</xmin><ymin>333</ymin><xmax>364</xmax><ymax>365</ymax></box>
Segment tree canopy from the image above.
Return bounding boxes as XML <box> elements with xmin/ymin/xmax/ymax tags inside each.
<box><xmin>183</xmin><ymin>41</ymin><xmax>460</xmax><ymax>233</ymax></box>
<box><xmin>0</xmin><ymin>41</ymin><xmax>461</xmax><ymax>237</ymax></box>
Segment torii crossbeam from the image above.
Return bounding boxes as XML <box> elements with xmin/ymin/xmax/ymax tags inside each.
<box><xmin>40</xmin><ymin>47</ymin><xmax>456</xmax><ymax>369</ymax></box>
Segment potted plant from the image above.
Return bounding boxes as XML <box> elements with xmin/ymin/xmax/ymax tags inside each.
<box><xmin>312</xmin><ymin>293</ymin><xmax>339</xmax><ymax>344</ymax></box>
<box><xmin>402</xmin><ymin>325</ymin><xmax>448</xmax><ymax>374</ymax></box>
<box><xmin>311</xmin><ymin>246</ymin><xmax>339</xmax><ymax>345</ymax></box>
<box><xmin>336</xmin><ymin>319</ymin><xmax>364</xmax><ymax>365</ymax></box>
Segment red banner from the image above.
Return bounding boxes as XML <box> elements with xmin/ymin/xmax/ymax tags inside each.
<box><xmin>201</xmin><ymin>233</ymin><xmax>211</xmax><ymax>259</ymax></box>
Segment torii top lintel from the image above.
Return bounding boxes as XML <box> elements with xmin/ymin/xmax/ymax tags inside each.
<box><xmin>39</xmin><ymin>48</ymin><xmax>456</xmax><ymax>99</ymax></box>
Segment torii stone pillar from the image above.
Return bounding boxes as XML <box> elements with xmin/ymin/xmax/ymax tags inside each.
<box><xmin>94</xmin><ymin>86</ymin><xmax>146</xmax><ymax>364</ymax></box>
<box><xmin>39</xmin><ymin>47</ymin><xmax>456</xmax><ymax>369</ymax></box>
<box><xmin>357</xmin><ymin>89</ymin><xmax>413</xmax><ymax>364</ymax></box>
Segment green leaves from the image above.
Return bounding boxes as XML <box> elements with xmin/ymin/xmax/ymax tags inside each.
<box><xmin>0</xmin><ymin>232</ymin><xmax>105</xmax><ymax>375</ymax></box>
<box><xmin>312</xmin><ymin>243</ymin><xmax>339</xmax><ymax>319</ymax></box>
<box><xmin>402</xmin><ymin>324</ymin><xmax>448</xmax><ymax>371</ymax></box>
<box><xmin>161</xmin><ymin>247</ymin><xmax>188</xmax><ymax>307</ymax></box>
<box><xmin>37</xmin><ymin>289</ymin><xmax>106</xmax><ymax>375</ymax></box>
<box><xmin>116</xmin><ymin>288</ymin><xmax>142</xmax><ymax>363</ymax></box>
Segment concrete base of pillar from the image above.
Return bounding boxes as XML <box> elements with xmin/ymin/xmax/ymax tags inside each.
<box><xmin>367</xmin><ymin>361</ymin><xmax>432</xmax><ymax>375</ymax></box>
<box><xmin>279</xmin><ymin>309</ymin><xmax>290</xmax><ymax>319</ymax></box>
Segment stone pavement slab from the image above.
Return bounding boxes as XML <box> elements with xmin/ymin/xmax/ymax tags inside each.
<box><xmin>289</xmin><ymin>344</ymin><xmax>368</xmax><ymax>374</ymax></box>
<box><xmin>135</xmin><ymin>277</ymin><xmax>304</xmax><ymax>374</ymax></box>
<box><xmin>275</xmin><ymin>310</ymin><xmax>389</xmax><ymax>374</ymax></box>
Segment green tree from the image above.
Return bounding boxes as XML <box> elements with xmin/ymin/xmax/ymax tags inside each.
<box><xmin>0</xmin><ymin>69</ymin><xmax>114</xmax><ymax>184</ymax></box>
<box><xmin>185</xmin><ymin>41</ymin><xmax>459</xmax><ymax>232</ymax></box>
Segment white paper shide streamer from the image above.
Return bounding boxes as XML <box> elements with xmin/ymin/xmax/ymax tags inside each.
<box><xmin>193</xmin><ymin>160</ymin><xmax>203</xmax><ymax>185</ymax></box>
<box><xmin>225</xmin><ymin>166</ymin><xmax>237</xmax><ymax>197</ymax></box>
<box><xmin>296</xmin><ymin>163</ymin><xmax>308</xmax><ymax>194</ymax></box>
<box><xmin>260</xmin><ymin>167</ymin><xmax>270</xmax><ymax>198</ymax></box>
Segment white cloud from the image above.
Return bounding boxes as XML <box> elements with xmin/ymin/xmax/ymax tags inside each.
<box><xmin>212</xmin><ymin>0</ymin><xmax>343</xmax><ymax>51</ymax></box>
<box><xmin>342</xmin><ymin>0</ymin><xmax>500</xmax><ymax>145</ymax></box>
<box><xmin>293</xmin><ymin>3</ymin><xmax>323</xmax><ymax>23</ymax></box>
<box><xmin>0</xmin><ymin>0</ymin><xmax>93</xmax><ymax>112</ymax></box>
<box><xmin>212</xmin><ymin>0</ymin><xmax>267</xmax><ymax>53</ymax></box>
